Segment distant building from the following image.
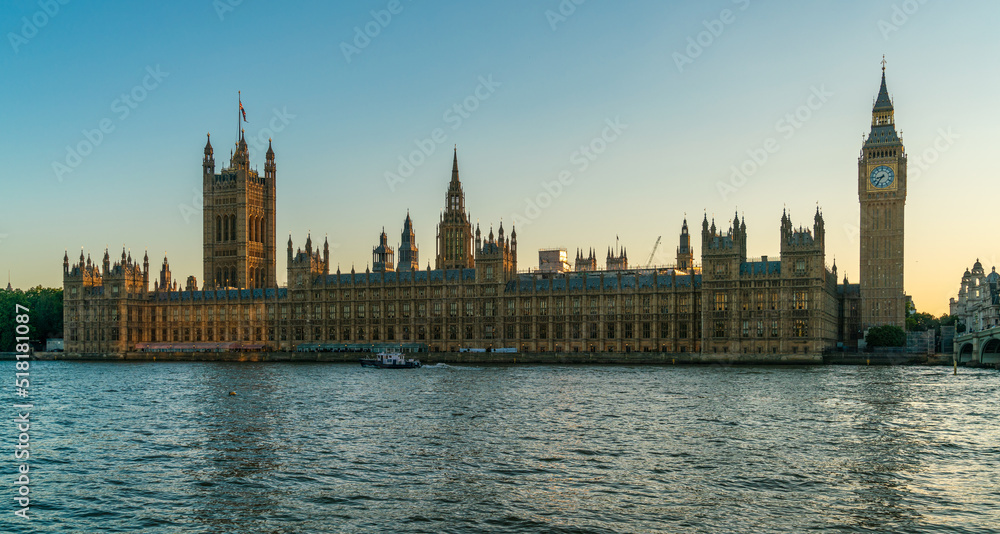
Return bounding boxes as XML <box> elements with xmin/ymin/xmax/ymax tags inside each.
<box><xmin>397</xmin><ymin>212</ymin><xmax>419</xmax><ymax>272</ymax></box>
<box><xmin>574</xmin><ymin>249</ymin><xmax>597</xmax><ymax>272</ymax></box>
<box><xmin>372</xmin><ymin>229</ymin><xmax>394</xmax><ymax>273</ymax></box>
<box><xmin>949</xmin><ymin>259</ymin><xmax>1000</xmax><ymax>332</ymax></box>
<box><xmin>538</xmin><ymin>249</ymin><xmax>569</xmax><ymax>273</ymax></box>
<box><xmin>606</xmin><ymin>246</ymin><xmax>628</xmax><ymax>271</ymax></box>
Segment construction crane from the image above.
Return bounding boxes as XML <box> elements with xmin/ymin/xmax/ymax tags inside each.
<box><xmin>644</xmin><ymin>236</ymin><xmax>662</xmax><ymax>268</ymax></box>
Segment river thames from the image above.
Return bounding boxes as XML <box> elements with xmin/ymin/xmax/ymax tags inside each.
<box><xmin>14</xmin><ymin>362</ymin><xmax>999</xmax><ymax>533</ymax></box>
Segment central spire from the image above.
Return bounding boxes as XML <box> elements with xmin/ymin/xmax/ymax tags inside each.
<box><xmin>451</xmin><ymin>145</ymin><xmax>460</xmax><ymax>184</ymax></box>
<box><xmin>873</xmin><ymin>58</ymin><xmax>893</xmax><ymax>113</ymax></box>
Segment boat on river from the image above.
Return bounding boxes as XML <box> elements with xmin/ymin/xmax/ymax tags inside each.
<box><xmin>360</xmin><ymin>351</ymin><xmax>422</xmax><ymax>368</ymax></box>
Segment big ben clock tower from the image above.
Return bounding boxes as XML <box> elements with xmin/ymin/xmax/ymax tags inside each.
<box><xmin>859</xmin><ymin>59</ymin><xmax>906</xmax><ymax>330</ymax></box>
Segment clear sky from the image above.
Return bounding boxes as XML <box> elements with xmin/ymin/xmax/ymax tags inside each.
<box><xmin>2</xmin><ymin>0</ymin><xmax>997</xmax><ymax>316</ymax></box>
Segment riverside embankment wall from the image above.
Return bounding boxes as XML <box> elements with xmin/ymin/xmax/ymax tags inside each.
<box><xmin>25</xmin><ymin>351</ymin><xmax>824</xmax><ymax>365</ymax></box>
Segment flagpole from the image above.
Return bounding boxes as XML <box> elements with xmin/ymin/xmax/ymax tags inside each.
<box><xmin>237</xmin><ymin>90</ymin><xmax>241</xmax><ymax>142</ymax></box>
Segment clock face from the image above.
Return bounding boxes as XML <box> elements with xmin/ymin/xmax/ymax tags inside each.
<box><xmin>869</xmin><ymin>165</ymin><xmax>895</xmax><ymax>189</ymax></box>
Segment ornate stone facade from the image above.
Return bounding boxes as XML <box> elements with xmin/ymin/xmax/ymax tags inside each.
<box><xmin>950</xmin><ymin>260</ymin><xmax>1000</xmax><ymax>333</ymax></box>
<box><xmin>63</xmin><ymin>71</ymin><xmax>904</xmax><ymax>355</ymax></box>
<box><xmin>202</xmin><ymin>131</ymin><xmax>277</xmax><ymax>290</ymax></box>
<box><xmin>859</xmin><ymin>64</ymin><xmax>907</xmax><ymax>329</ymax></box>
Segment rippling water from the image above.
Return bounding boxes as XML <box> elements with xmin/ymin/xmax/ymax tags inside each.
<box><xmin>13</xmin><ymin>362</ymin><xmax>1000</xmax><ymax>533</ymax></box>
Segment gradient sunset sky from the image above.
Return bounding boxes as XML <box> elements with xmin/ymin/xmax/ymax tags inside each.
<box><xmin>2</xmin><ymin>0</ymin><xmax>998</xmax><ymax>316</ymax></box>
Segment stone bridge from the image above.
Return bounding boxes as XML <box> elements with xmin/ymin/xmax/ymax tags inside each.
<box><xmin>954</xmin><ymin>325</ymin><xmax>1000</xmax><ymax>364</ymax></box>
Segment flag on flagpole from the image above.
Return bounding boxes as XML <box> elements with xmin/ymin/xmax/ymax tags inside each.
<box><xmin>239</xmin><ymin>101</ymin><xmax>246</xmax><ymax>122</ymax></box>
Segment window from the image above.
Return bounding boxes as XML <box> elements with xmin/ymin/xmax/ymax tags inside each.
<box><xmin>794</xmin><ymin>320</ymin><xmax>807</xmax><ymax>337</ymax></box>
<box><xmin>742</xmin><ymin>320</ymin><xmax>750</xmax><ymax>337</ymax></box>
<box><xmin>793</xmin><ymin>291</ymin><xmax>808</xmax><ymax>310</ymax></box>
<box><xmin>771</xmin><ymin>320</ymin><xmax>779</xmax><ymax>337</ymax></box>
<box><xmin>795</xmin><ymin>260</ymin><xmax>806</xmax><ymax>275</ymax></box>
<box><xmin>606</xmin><ymin>323</ymin><xmax>616</xmax><ymax>339</ymax></box>
<box><xmin>714</xmin><ymin>321</ymin><xmax>726</xmax><ymax>338</ymax></box>
<box><xmin>714</xmin><ymin>293</ymin><xmax>728</xmax><ymax>311</ymax></box>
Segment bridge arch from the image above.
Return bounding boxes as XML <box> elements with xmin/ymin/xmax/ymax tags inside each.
<box><xmin>959</xmin><ymin>343</ymin><xmax>975</xmax><ymax>363</ymax></box>
<box><xmin>981</xmin><ymin>338</ymin><xmax>1000</xmax><ymax>364</ymax></box>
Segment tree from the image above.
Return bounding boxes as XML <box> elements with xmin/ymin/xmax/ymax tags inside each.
<box><xmin>906</xmin><ymin>312</ymin><xmax>938</xmax><ymax>332</ymax></box>
<box><xmin>0</xmin><ymin>287</ymin><xmax>63</xmax><ymax>351</ymax></box>
<box><xmin>866</xmin><ymin>325</ymin><xmax>906</xmax><ymax>347</ymax></box>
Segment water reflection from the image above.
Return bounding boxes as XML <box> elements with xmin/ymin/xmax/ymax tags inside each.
<box><xmin>26</xmin><ymin>362</ymin><xmax>1000</xmax><ymax>533</ymax></box>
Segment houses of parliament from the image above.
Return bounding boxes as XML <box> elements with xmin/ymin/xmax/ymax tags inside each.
<box><xmin>62</xmin><ymin>67</ymin><xmax>908</xmax><ymax>355</ymax></box>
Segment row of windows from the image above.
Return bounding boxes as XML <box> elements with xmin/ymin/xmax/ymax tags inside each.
<box><xmin>713</xmin><ymin>320</ymin><xmax>809</xmax><ymax>338</ymax></box>
<box><xmin>714</xmin><ymin>291</ymin><xmax>809</xmax><ymax>311</ymax></box>
<box><xmin>74</xmin><ymin>320</ymin><xmax>696</xmax><ymax>344</ymax></box>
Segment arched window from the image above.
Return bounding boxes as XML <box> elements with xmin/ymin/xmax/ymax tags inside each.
<box><xmin>217</xmin><ymin>216</ymin><xmax>223</xmax><ymax>242</ymax></box>
<box><xmin>223</xmin><ymin>216</ymin><xmax>229</xmax><ymax>241</ymax></box>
